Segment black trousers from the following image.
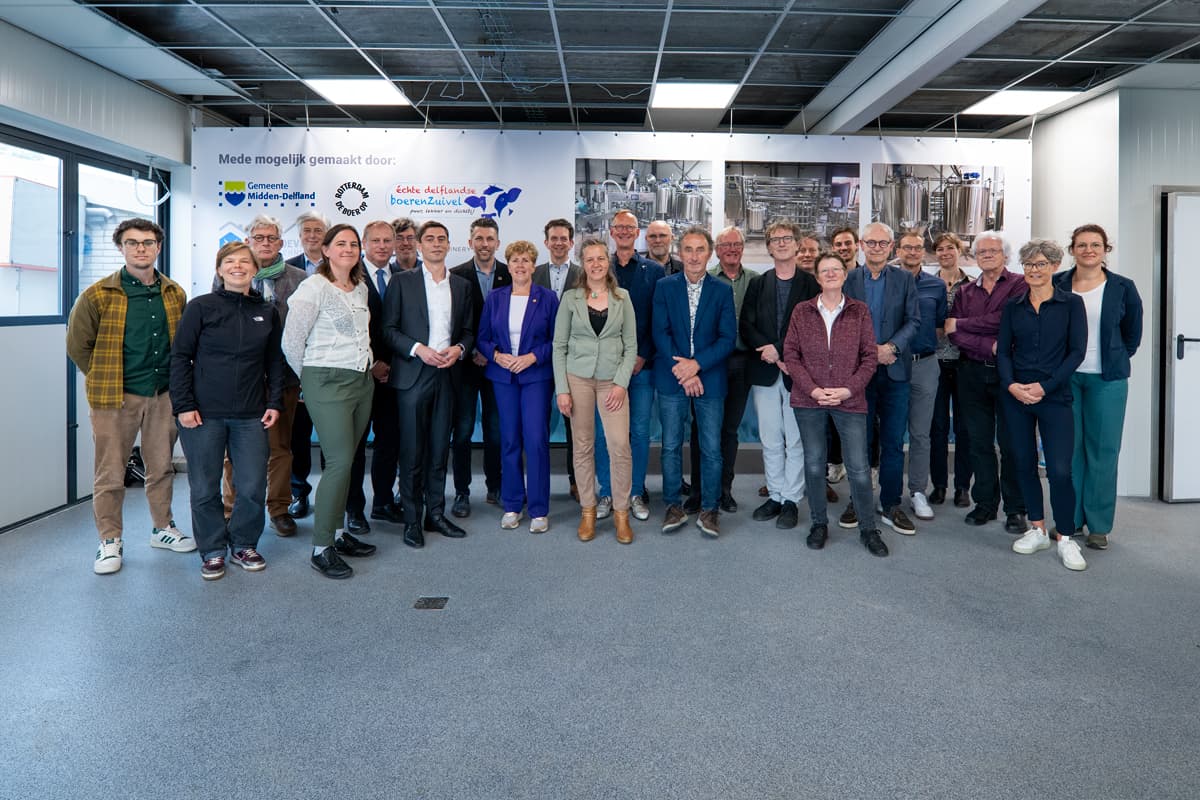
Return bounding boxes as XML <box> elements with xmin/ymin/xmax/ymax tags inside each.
<box><xmin>396</xmin><ymin>368</ymin><xmax>455</xmax><ymax>525</ymax></box>
<box><xmin>452</xmin><ymin>364</ymin><xmax>501</xmax><ymax>496</ymax></box>
<box><xmin>957</xmin><ymin>358</ymin><xmax>1025</xmax><ymax>515</ymax></box>
<box><xmin>930</xmin><ymin>357</ymin><xmax>972</xmax><ymax>492</ymax></box>
<box><xmin>689</xmin><ymin>351</ymin><xmax>752</xmax><ymax>496</ymax></box>
<box><xmin>369</xmin><ymin>380</ymin><xmax>401</xmax><ymax>510</ymax></box>
<box><xmin>291</xmin><ymin>396</ymin><xmax>367</xmax><ymax>514</ymax></box>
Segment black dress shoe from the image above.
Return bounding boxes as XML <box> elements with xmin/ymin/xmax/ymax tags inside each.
<box><xmin>861</xmin><ymin>528</ymin><xmax>889</xmax><ymax>557</ymax></box>
<box><xmin>311</xmin><ymin>548</ymin><xmax>353</xmax><ymax>579</ymax></box>
<box><xmin>964</xmin><ymin>506</ymin><xmax>997</xmax><ymax>526</ymax></box>
<box><xmin>680</xmin><ymin>479</ymin><xmax>691</xmax><ymax>497</ymax></box>
<box><xmin>345</xmin><ymin>511</ymin><xmax>370</xmax><ymax>535</ymax></box>
<box><xmin>806</xmin><ymin>523</ymin><xmax>828</xmax><ymax>549</ymax></box>
<box><xmin>288</xmin><ymin>495</ymin><xmax>310</xmax><ymax>518</ymax></box>
<box><xmin>928</xmin><ymin>487</ymin><xmax>946</xmax><ymax>505</ymax></box>
<box><xmin>424</xmin><ymin>515</ymin><xmax>466</xmax><ymax>538</ymax></box>
<box><xmin>271</xmin><ymin>514</ymin><xmax>297</xmax><ymax>537</ymax></box>
<box><xmin>451</xmin><ymin>493</ymin><xmax>470</xmax><ymax>518</ymax></box>
<box><xmin>370</xmin><ymin>503</ymin><xmax>404</xmax><ymax>524</ymax></box>
<box><xmin>752</xmin><ymin>498</ymin><xmax>782</xmax><ymax>521</ymax></box>
<box><xmin>719</xmin><ymin>492</ymin><xmax>737</xmax><ymax>514</ymax></box>
<box><xmin>682</xmin><ymin>495</ymin><xmax>702</xmax><ymax>515</ymax></box>
<box><xmin>954</xmin><ymin>488</ymin><xmax>971</xmax><ymax>508</ymax></box>
<box><xmin>1004</xmin><ymin>512</ymin><xmax>1029</xmax><ymax>534</ymax></box>
<box><xmin>485</xmin><ymin>490</ymin><xmax>500</xmax><ymax>505</ymax></box>
<box><xmin>776</xmin><ymin>500</ymin><xmax>799</xmax><ymax>530</ymax></box>
<box><xmin>334</xmin><ymin>531</ymin><xmax>377</xmax><ymax>557</ymax></box>
<box><xmin>403</xmin><ymin>523</ymin><xmax>425</xmax><ymax>548</ymax></box>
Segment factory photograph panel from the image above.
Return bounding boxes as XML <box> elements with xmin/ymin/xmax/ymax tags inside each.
<box><xmin>724</xmin><ymin>161</ymin><xmax>860</xmax><ymax>267</ymax></box>
<box><xmin>871</xmin><ymin>163</ymin><xmax>1004</xmax><ymax>267</ymax></box>
<box><xmin>574</xmin><ymin>159</ymin><xmax>712</xmax><ymax>251</ymax></box>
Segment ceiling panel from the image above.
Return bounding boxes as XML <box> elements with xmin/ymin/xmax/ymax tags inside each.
<box><xmin>373</xmin><ymin>49</ymin><xmax>472</xmax><ymax>77</ymax></box>
<box><xmin>1015</xmin><ymin>60</ymin><xmax>1136</xmax><ymax>89</ymax></box>
<box><xmin>924</xmin><ymin>60</ymin><xmax>1043</xmax><ymax>90</ymax></box>
<box><xmin>970</xmin><ymin>21</ymin><xmax>1108</xmax><ymax>59</ymax></box>
<box><xmin>564</xmin><ymin>52</ymin><xmax>659</xmax><ymax>81</ymax></box>
<box><xmin>657</xmin><ymin>53</ymin><xmax>752</xmax><ymax>81</ymax></box>
<box><xmin>749</xmin><ymin>53</ymin><xmax>850</xmax><ymax>84</ymax></box>
<box><xmin>568</xmin><ymin>83</ymin><xmax>651</xmax><ymax>103</ymax></box>
<box><xmin>438</xmin><ymin>7</ymin><xmax>558</xmax><ymax>49</ymax></box>
<box><xmin>663</xmin><ymin>11</ymin><xmax>778</xmax><ymax>50</ymax></box>
<box><xmin>1070</xmin><ymin>25</ymin><xmax>1200</xmax><ymax>59</ymax></box>
<box><xmin>720</xmin><ymin>108</ymin><xmax>798</xmax><ymax>127</ymax></box>
<box><xmin>769</xmin><ymin>12</ymin><xmax>891</xmax><ymax>53</ymax></box>
<box><xmin>888</xmin><ymin>89</ymin><xmax>994</xmax><ymax>114</ymax></box>
<box><xmin>305</xmin><ymin>6</ymin><xmax>450</xmax><ymax>48</ymax></box>
<box><xmin>265</xmin><ymin>48</ymin><xmax>377</xmax><ymax>77</ymax></box>
<box><xmin>471</xmin><ymin>50</ymin><xmax>567</xmax><ymax>83</ymax></box>
<box><xmin>168</xmin><ymin>47</ymin><xmax>293</xmax><ymax>79</ymax></box>
<box><xmin>210</xmin><ymin>6</ymin><xmax>347</xmax><ymax>47</ymax></box>
<box><xmin>733</xmin><ymin>84</ymin><xmax>818</xmax><ymax>106</ymax></box>
<box><xmin>555</xmin><ymin>10</ymin><xmax>667</xmax><ymax>49</ymax></box>
<box><xmin>1026</xmin><ymin>0</ymin><xmax>1184</xmax><ymax>20</ymax></box>
<box><xmin>90</xmin><ymin>4</ymin><xmax>243</xmax><ymax>47</ymax></box>
<box><xmin>400</xmin><ymin>79</ymin><xmax>489</xmax><ymax>106</ymax></box>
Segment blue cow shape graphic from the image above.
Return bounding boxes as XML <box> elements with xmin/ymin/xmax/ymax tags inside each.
<box><xmin>465</xmin><ymin>185</ymin><xmax>523</xmax><ymax>218</ymax></box>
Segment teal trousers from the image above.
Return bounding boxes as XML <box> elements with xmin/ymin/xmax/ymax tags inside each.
<box><xmin>1070</xmin><ymin>372</ymin><xmax>1128</xmax><ymax>535</ymax></box>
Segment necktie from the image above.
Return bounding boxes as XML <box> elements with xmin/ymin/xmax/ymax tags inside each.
<box><xmin>376</xmin><ymin>268</ymin><xmax>387</xmax><ymax>299</ymax></box>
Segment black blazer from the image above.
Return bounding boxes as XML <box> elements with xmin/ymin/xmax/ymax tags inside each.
<box><xmin>382</xmin><ymin>267</ymin><xmax>476</xmax><ymax>391</ymax></box>
<box><xmin>451</xmin><ymin>259</ymin><xmax>511</xmax><ymax>337</ymax></box>
<box><xmin>365</xmin><ymin>262</ymin><xmax>402</xmax><ymax>365</ymax></box>
<box><xmin>740</xmin><ymin>268</ymin><xmax>821</xmax><ymax>387</ymax></box>
<box><xmin>1052</xmin><ymin>266</ymin><xmax>1143</xmax><ymax>381</ymax></box>
<box><xmin>284</xmin><ymin>253</ymin><xmax>309</xmax><ymax>271</ymax></box>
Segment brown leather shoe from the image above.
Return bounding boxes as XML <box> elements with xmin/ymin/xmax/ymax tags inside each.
<box><xmin>662</xmin><ymin>504</ymin><xmax>688</xmax><ymax>533</ymax></box>
<box><xmin>577</xmin><ymin>506</ymin><xmax>597</xmax><ymax>542</ymax></box>
<box><xmin>569</xmin><ymin>482</ymin><xmax>579</xmax><ymax>502</ymax></box>
<box><xmin>614</xmin><ymin>510</ymin><xmax>634</xmax><ymax>544</ymax></box>
<box><xmin>271</xmin><ymin>514</ymin><xmax>297</xmax><ymax>537</ymax></box>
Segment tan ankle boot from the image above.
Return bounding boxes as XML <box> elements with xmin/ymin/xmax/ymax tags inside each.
<box><xmin>578</xmin><ymin>506</ymin><xmax>597</xmax><ymax>541</ymax></box>
<box><xmin>614</xmin><ymin>509</ymin><xmax>634</xmax><ymax>544</ymax></box>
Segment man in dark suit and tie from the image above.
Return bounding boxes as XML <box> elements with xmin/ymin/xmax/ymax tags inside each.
<box><xmin>383</xmin><ymin>220</ymin><xmax>476</xmax><ymax>548</ymax></box>
<box><xmin>653</xmin><ymin>226</ymin><xmax>737</xmax><ymax>538</ymax></box>
<box><xmin>842</xmin><ymin>221</ymin><xmax>921</xmax><ymax>536</ymax></box>
<box><xmin>361</xmin><ymin>220</ymin><xmax>404</xmax><ymax>526</ymax></box>
<box><xmin>450</xmin><ymin>217</ymin><xmax>509</xmax><ymax>518</ymax></box>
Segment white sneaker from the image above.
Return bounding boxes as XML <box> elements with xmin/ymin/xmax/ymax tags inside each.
<box><xmin>1058</xmin><ymin>537</ymin><xmax>1088</xmax><ymax>571</ymax></box>
<box><xmin>630</xmin><ymin>494</ymin><xmax>650</xmax><ymax>521</ymax></box>
<box><xmin>1012</xmin><ymin>526</ymin><xmax>1051</xmax><ymax>554</ymax></box>
<box><xmin>500</xmin><ymin>511</ymin><xmax>524</xmax><ymax>529</ymax></box>
<box><xmin>151</xmin><ymin>523</ymin><xmax>196</xmax><ymax>553</ymax></box>
<box><xmin>910</xmin><ymin>491</ymin><xmax>934</xmax><ymax>521</ymax></box>
<box><xmin>529</xmin><ymin>516</ymin><xmax>548</xmax><ymax>534</ymax></box>
<box><xmin>94</xmin><ymin>538</ymin><xmax>123</xmax><ymax>574</ymax></box>
<box><xmin>826</xmin><ymin>463</ymin><xmax>846</xmax><ymax>484</ymax></box>
<box><xmin>596</xmin><ymin>496</ymin><xmax>613</xmax><ymax>520</ymax></box>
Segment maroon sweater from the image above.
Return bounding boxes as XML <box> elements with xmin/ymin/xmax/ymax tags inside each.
<box><xmin>782</xmin><ymin>295</ymin><xmax>878</xmax><ymax>413</ymax></box>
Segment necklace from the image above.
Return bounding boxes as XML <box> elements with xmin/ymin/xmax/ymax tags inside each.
<box><xmin>589</xmin><ymin>287</ymin><xmax>606</xmax><ymax>299</ymax></box>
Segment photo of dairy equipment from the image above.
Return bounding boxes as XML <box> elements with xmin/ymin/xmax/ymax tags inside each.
<box><xmin>871</xmin><ymin>163</ymin><xmax>1005</xmax><ymax>263</ymax></box>
<box><xmin>574</xmin><ymin>159</ymin><xmax>712</xmax><ymax>251</ymax></box>
<box><xmin>724</xmin><ymin>161</ymin><xmax>860</xmax><ymax>266</ymax></box>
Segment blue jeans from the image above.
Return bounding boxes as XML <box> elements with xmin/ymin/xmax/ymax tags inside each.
<box><xmin>659</xmin><ymin>392</ymin><xmax>723</xmax><ymax>510</ymax></box>
<box><xmin>794</xmin><ymin>408</ymin><xmax>875</xmax><ymax>533</ymax></box>
<box><xmin>178</xmin><ymin>417</ymin><xmax>269</xmax><ymax>560</ymax></box>
<box><xmin>595</xmin><ymin>369</ymin><xmax>653</xmax><ymax>499</ymax></box>
<box><xmin>865</xmin><ymin>368</ymin><xmax>910</xmax><ymax>511</ymax></box>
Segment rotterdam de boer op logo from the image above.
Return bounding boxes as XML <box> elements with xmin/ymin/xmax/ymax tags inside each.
<box><xmin>335</xmin><ymin>181</ymin><xmax>369</xmax><ymax>216</ymax></box>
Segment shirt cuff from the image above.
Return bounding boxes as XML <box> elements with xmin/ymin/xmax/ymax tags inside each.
<box><xmin>409</xmin><ymin>342</ymin><xmax>422</xmax><ymax>358</ymax></box>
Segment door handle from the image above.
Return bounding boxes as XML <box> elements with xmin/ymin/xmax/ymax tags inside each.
<box><xmin>1177</xmin><ymin>334</ymin><xmax>1200</xmax><ymax>359</ymax></box>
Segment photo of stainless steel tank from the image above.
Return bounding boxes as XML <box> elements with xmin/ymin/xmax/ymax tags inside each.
<box><xmin>724</xmin><ymin>161</ymin><xmax>860</xmax><ymax>266</ymax></box>
<box><xmin>574</xmin><ymin>158</ymin><xmax>712</xmax><ymax>253</ymax></box>
<box><xmin>871</xmin><ymin>163</ymin><xmax>1005</xmax><ymax>265</ymax></box>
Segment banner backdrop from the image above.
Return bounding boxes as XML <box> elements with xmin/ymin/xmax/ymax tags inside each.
<box><xmin>191</xmin><ymin>128</ymin><xmax>1032</xmax><ymax>288</ymax></box>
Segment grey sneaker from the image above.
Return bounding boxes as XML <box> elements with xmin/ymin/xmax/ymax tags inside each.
<box><xmin>630</xmin><ymin>494</ymin><xmax>650</xmax><ymax>521</ymax></box>
<box><xmin>596</xmin><ymin>496</ymin><xmax>613</xmax><ymax>519</ymax></box>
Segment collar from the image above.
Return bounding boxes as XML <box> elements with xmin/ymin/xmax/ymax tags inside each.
<box><xmin>422</xmin><ymin>264</ymin><xmax>448</xmax><ymax>284</ymax></box>
<box><xmin>974</xmin><ymin>268</ymin><xmax>1014</xmax><ymax>287</ymax></box>
<box><xmin>121</xmin><ymin>266</ymin><xmax>160</xmax><ymax>287</ymax></box>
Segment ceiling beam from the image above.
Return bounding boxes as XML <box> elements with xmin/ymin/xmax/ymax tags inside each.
<box><xmin>787</xmin><ymin>0</ymin><xmax>1043</xmax><ymax>135</ymax></box>
<box><xmin>423</xmin><ymin>0</ymin><xmax>503</xmax><ymax>124</ymax></box>
<box><xmin>546</xmin><ymin>0</ymin><xmax>577</xmax><ymax>129</ymax></box>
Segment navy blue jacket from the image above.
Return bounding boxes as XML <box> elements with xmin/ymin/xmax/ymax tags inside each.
<box><xmin>843</xmin><ymin>265</ymin><xmax>922</xmax><ymax>381</ymax></box>
<box><xmin>612</xmin><ymin>251</ymin><xmax>666</xmax><ymax>369</ymax></box>
<box><xmin>476</xmin><ymin>284</ymin><xmax>559</xmax><ymax>386</ymax></box>
<box><xmin>651</xmin><ymin>272</ymin><xmax>737</xmax><ymax>398</ymax></box>
<box><xmin>1051</xmin><ymin>267</ymin><xmax>1143</xmax><ymax>381</ymax></box>
<box><xmin>997</xmin><ymin>287</ymin><xmax>1087</xmax><ymax>403</ymax></box>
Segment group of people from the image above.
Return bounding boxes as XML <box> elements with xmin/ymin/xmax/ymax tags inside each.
<box><xmin>66</xmin><ymin>209</ymin><xmax>1141</xmax><ymax>581</ymax></box>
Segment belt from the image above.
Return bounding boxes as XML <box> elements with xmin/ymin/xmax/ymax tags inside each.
<box><xmin>961</xmin><ymin>355</ymin><xmax>997</xmax><ymax>368</ymax></box>
<box><xmin>912</xmin><ymin>352</ymin><xmax>935</xmax><ymax>361</ymax></box>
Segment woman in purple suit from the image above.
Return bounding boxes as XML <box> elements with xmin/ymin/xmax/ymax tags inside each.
<box><xmin>477</xmin><ymin>240</ymin><xmax>561</xmax><ymax>533</ymax></box>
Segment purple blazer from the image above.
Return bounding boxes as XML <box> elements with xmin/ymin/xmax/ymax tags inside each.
<box><xmin>476</xmin><ymin>284</ymin><xmax>559</xmax><ymax>385</ymax></box>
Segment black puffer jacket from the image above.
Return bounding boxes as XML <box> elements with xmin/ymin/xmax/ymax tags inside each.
<box><xmin>169</xmin><ymin>287</ymin><xmax>285</xmax><ymax>418</ymax></box>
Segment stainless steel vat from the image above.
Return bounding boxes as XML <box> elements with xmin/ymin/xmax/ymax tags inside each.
<box><xmin>943</xmin><ymin>182</ymin><xmax>991</xmax><ymax>236</ymax></box>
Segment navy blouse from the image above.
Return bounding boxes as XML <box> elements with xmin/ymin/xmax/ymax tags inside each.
<box><xmin>996</xmin><ymin>287</ymin><xmax>1087</xmax><ymax>403</ymax></box>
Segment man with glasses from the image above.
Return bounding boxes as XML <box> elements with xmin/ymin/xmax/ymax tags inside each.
<box><xmin>226</xmin><ymin>215</ymin><xmax>308</xmax><ymax>537</ymax></box>
<box><xmin>946</xmin><ymin>231</ymin><xmax>1029</xmax><ymax>533</ymax></box>
<box><xmin>68</xmin><ymin>217</ymin><xmax>194</xmax><ymax>574</ymax></box>
<box><xmin>841</xmin><ymin>222</ymin><xmax>921</xmax><ymax>536</ymax></box>
<box><xmin>285</xmin><ymin>210</ymin><xmax>328</xmax><ymax>275</ymax></box>
<box><xmin>645</xmin><ymin>220</ymin><xmax>683</xmax><ymax>275</ymax></box>
<box><xmin>896</xmin><ymin>230</ymin><xmax>947</xmax><ymax>523</ymax></box>
<box><xmin>392</xmin><ymin>217</ymin><xmax>422</xmax><ymax>271</ymax></box>
<box><xmin>593</xmin><ymin>210</ymin><xmax>665</xmax><ymax>522</ymax></box>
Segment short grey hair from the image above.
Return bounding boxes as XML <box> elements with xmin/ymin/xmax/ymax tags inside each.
<box><xmin>972</xmin><ymin>230</ymin><xmax>1011</xmax><ymax>262</ymax></box>
<box><xmin>295</xmin><ymin>210</ymin><xmax>329</xmax><ymax>228</ymax></box>
<box><xmin>862</xmin><ymin>221</ymin><xmax>894</xmax><ymax>241</ymax></box>
<box><xmin>1018</xmin><ymin>238</ymin><xmax>1064</xmax><ymax>265</ymax></box>
<box><xmin>246</xmin><ymin>214</ymin><xmax>283</xmax><ymax>236</ymax></box>
<box><xmin>715</xmin><ymin>225</ymin><xmax>745</xmax><ymax>245</ymax></box>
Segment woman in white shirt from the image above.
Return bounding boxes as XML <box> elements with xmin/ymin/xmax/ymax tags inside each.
<box><xmin>282</xmin><ymin>223</ymin><xmax>378</xmax><ymax>579</ymax></box>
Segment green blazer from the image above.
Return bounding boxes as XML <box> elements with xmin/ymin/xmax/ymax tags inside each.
<box><xmin>552</xmin><ymin>287</ymin><xmax>638</xmax><ymax>395</ymax></box>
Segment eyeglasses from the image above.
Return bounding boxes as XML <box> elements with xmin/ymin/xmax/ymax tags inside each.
<box><xmin>1021</xmin><ymin>260</ymin><xmax>1053</xmax><ymax>271</ymax></box>
<box><xmin>250</xmin><ymin>234</ymin><xmax>281</xmax><ymax>244</ymax></box>
<box><xmin>121</xmin><ymin>239</ymin><xmax>159</xmax><ymax>249</ymax></box>
<box><xmin>767</xmin><ymin>235</ymin><xmax>795</xmax><ymax>245</ymax></box>
<box><xmin>716</xmin><ymin>242</ymin><xmax>744</xmax><ymax>250</ymax></box>
<box><xmin>817</xmin><ymin>268</ymin><xmax>844</xmax><ymax>276</ymax></box>
<box><xmin>975</xmin><ymin>248</ymin><xmax>1003</xmax><ymax>257</ymax></box>
<box><xmin>610</xmin><ymin>225</ymin><xmax>638</xmax><ymax>233</ymax></box>
<box><xmin>861</xmin><ymin>239</ymin><xmax>892</xmax><ymax>249</ymax></box>
<box><xmin>395</xmin><ymin>234</ymin><xmax>417</xmax><ymax>243</ymax></box>
<box><xmin>899</xmin><ymin>244</ymin><xmax>924</xmax><ymax>252</ymax></box>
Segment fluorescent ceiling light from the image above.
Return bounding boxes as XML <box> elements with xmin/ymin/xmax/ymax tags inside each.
<box><xmin>650</xmin><ymin>82</ymin><xmax>738</xmax><ymax>110</ymax></box>
<box><xmin>962</xmin><ymin>89</ymin><xmax>1078</xmax><ymax>116</ymax></box>
<box><xmin>304</xmin><ymin>78</ymin><xmax>409</xmax><ymax>106</ymax></box>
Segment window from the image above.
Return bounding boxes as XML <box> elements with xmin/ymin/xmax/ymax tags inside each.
<box><xmin>78</xmin><ymin>164</ymin><xmax>161</xmax><ymax>293</ymax></box>
<box><xmin>0</xmin><ymin>141</ymin><xmax>63</xmax><ymax>317</ymax></box>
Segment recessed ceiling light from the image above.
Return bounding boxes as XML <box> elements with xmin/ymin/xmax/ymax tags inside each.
<box><xmin>304</xmin><ymin>78</ymin><xmax>410</xmax><ymax>106</ymax></box>
<box><xmin>962</xmin><ymin>89</ymin><xmax>1078</xmax><ymax>116</ymax></box>
<box><xmin>650</xmin><ymin>82</ymin><xmax>738</xmax><ymax>110</ymax></box>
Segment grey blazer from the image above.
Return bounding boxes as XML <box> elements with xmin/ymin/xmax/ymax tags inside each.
<box><xmin>533</xmin><ymin>262</ymin><xmax>582</xmax><ymax>299</ymax></box>
<box><xmin>552</xmin><ymin>287</ymin><xmax>638</xmax><ymax>396</ymax></box>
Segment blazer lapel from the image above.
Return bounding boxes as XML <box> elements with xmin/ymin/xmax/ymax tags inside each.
<box><xmin>517</xmin><ymin>289</ymin><xmax>541</xmax><ymax>354</ymax></box>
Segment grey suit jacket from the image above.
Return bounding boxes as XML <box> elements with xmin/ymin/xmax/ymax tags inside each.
<box><xmin>533</xmin><ymin>262</ymin><xmax>582</xmax><ymax>299</ymax></box>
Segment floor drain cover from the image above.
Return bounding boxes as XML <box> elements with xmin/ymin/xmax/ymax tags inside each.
<box><xmin>414</xmin><ymin>596</ymin><xmax>448</xmax><ymax>609</ymax></box>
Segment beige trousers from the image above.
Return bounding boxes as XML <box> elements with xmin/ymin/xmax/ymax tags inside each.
<box><xmin>566</xmin><ymin>374</ymin><xmax>632</xmax><ymax>512</ymax></box>
<box><xmin>89</xmin><ymin>391</ymin><xmax>177</xmax><ymax>541</ymax></box>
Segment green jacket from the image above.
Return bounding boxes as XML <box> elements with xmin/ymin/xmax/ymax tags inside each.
<box><xmin>552</xmin><ymin>286</ymin><xmax>638</xmax><ymax>395</ymax></box>
<box><xmin>66</xmin><ymin>269</ymin><xmax>187</xmax><ymax>410</ymax></box>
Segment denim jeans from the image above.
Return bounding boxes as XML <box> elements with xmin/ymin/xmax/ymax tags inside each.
<box><xmin>865</xmin><ymin>367</ymin><xmax>911</xmax><ymax>511</ymax></box>
<box><xmin>595</xmin><ymin>369</ymin><xmax>653</xmax><ymax>499</ymax></box>
<box><xmin>659</xmin><ymin>392</ymin><xmax>723</xmax><ymax>510</ymax></box>
<box><xmin>794</xmin><ymin>408</ymin><xmax>875</xmax><ymax>534</ymax></box>
<box><xmin>178</xmin><ymin>417</ymin><xmax>269</xmax><ymax>560</ymax></box>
